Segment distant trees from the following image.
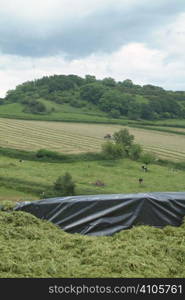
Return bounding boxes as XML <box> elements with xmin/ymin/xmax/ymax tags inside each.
<box><xmin>102</xmin><ymin>77</ymin><xmax>116</xmax><ymax>87</ymax></box>
<box><xmin>4</xmin><ymin>73</ymin><xmax>185</xmax><ymax>120</ymax></box>
<box><xmin>80</xmin><ymin>83</ymin><xmax>106</xmax><ymax>104</ymax></box>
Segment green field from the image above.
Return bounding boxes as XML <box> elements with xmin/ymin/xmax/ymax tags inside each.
<box><xmin>0</xmin><ymin>102</ymin><xmax>125</xmax><ymax>124</ymax></box>
<box><xmin>1</xmin><ymin>118</ymin><xmax>185</xmax><ymax>161</ymax></box>
<box><xmin>0</xmin><ymin>155</ymin><xmax>185</xmax><ymax>202</ymax></box>
<box><xmin>1</xmin><ymin>115</ymin><xmax>185</xmax><ymax>279</ymax></box>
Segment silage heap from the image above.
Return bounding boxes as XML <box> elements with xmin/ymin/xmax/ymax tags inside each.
<box><xmin>0</xmin><ymin>210</ymin><xmax>185</xmax><ymax>278</ymax></box>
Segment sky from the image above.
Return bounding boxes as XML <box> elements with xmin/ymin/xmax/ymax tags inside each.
<box><xmin>0</xmin><ymin>0</ymin><xmax>185</xmax><ymax>97</ymax></box>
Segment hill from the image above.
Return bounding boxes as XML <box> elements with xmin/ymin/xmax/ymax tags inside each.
<box><xmin>1</xmin><ymin>74</ymin><xmax>185</xmax><ymax>123</ymax></box>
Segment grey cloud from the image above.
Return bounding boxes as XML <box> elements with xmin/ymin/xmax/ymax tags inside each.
<box><xmin>0</xmin><ymin>0</ymin><xmax>185</xmax><ymax>58</ymax></box>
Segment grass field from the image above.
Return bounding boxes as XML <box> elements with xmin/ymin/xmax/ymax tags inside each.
<box><xmin>1</xmin><ymin>118</ymin><xmax>185</xmax><ymax>279</ymax></box>
<box><xmin>1</xmin><ymin>118</ymin><xmax>185</xmax><ymax>161</ymax></box>
<box><xmin>0</xmin><ymin>155</ymin><xmax>185</xmax><ymax>201</ymax></box>
<box><xmin>0</xmin><ymin>102</ymin><xmax>125</xmax><ymax>124</ymax></box>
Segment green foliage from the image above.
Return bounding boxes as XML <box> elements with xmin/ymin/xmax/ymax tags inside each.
<box><xmin>102</xmin><ymin>129</ymin><xmax>142</xmax><ymax>160</ymax></box>
<box><xmin>113</xmin><ymin>129</ymin><xmax>134</xmax><ymax>147</ymax></box>
<box><xmin>80</xmin><ymin>83</ymin><xmax>106</xmax><ymax>104</ymax></box>
<box><xmin>36</xmin><ymin>149</ymin><xmax>64</xmax><ymax>159</ymax></box>
<box><xmin>109</xmin><ymin>109</ymin><xmax>121</xmax><ymax>119</ymax></box>
<box><xmin>3</xmin><ymin>73</ymin><xmax>185</xmax><ymax>122</ymax></box>
<box><xmin>102</xmin><ymin>141</ymin><xmax>126</xmax><ymax>159</ymax></box>
<box><xmin>129</xmin><ymin>144</ymin><xmax>143</xmax><ymax>160</ymax></box>
<box><xmin>54</xmin><ymin>172</ymin><xmax>75</xmax><ymax>196</ymax></box>
<box><xmin>140</xmin><ymin>152</ymin><xmax>157</xmax><ymax>165</ymax></box>
<box><xmin>23</xmin><ymin>100</ymin><xmax>48</xmax><ymax>114</ymax></box>
<box><xmin>102</xmin><ymin>77</ymin><xmax>116</xmax><ymax>87</ymax></box>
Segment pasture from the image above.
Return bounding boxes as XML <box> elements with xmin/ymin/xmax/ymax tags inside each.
<box><xmin>0</xmin><ymin>155</ymin><xmax>185</xmax><ymax>201</ymax></box>
<box><xmin>0</xmin><ymin>118</ymin><xmax>185</xmax><ymax>161</ymax></box>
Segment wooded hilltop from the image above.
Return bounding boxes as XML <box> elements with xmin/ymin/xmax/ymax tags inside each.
<box><xmin>2</xmin><ymin>74</ymin><xmax>185</xmax><ymax>120</ymax></box>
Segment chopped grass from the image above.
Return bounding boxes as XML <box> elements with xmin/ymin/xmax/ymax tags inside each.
<box><xmin>0</xmin><ymin>211</ymin><xmax>185</xmax><ymax>278</ymax></box>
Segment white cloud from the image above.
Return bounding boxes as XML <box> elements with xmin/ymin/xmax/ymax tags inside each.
<box><xmin>1</xmin><ymin>41</ymin><xmax>185</xmax><ymax>98</ymax></box>
<box><xmin>155</xmin><ymin>12</ymin><xmax>185</xmax><ymax>60</ymax></box>
<box><xmin>0</xmin><ymin>0</ymin><xmax>138</xmax><ymax>19</ymax></box>
<box><xmin>0</xmin><ymin>0</ymin><xmax>184</xmax><ymax>96</ymax></box>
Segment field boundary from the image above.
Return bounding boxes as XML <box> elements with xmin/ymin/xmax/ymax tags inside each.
<box><xmin>129</xmin><ymin>124</ymin><xmax>185</xmax><ymax>136</ymax></box>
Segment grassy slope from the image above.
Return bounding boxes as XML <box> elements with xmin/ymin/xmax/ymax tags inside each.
<box><xmin>1</xmin><ymin>100</ymin><xmax>185</xmax><ymax>128</ymax></box>
<box><xmin>0</xmin><ymin>210</ymin><xmax>185</xmax><ymax>278</ymax></box>
<box><xmin>0</xmin><ymin>156</ymin><xmax>185</xmax><ymax>201</ymax></box>
<box><xmin>0</xmin><ymin>101</ymin><xmax>127</xmax><ymax>124</ymax></box>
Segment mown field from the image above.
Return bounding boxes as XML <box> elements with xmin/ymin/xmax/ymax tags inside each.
<box><xmin>1</xmin><ymin>118</ymin><xmax>185</xmax><ymax>161</ymax></box>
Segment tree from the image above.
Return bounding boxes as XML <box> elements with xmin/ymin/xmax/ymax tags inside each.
<box><xmin>102</xmin><ymin>141</ymin><xmax>126</xmax><ymax>159</ymax></box>
<box><xmin>122</xmin><ymin>79</ymin><xmax>133</xmax><ymax>88</ymax></box>
<box><xmin>99</xmin><ymin>90</ymin><xmax>124</xmax><ymax>113</ymax></box>
<box><xmin>140</xmin><ymin>152</ymin><xmax>157</xmax><ymax>165</ymax></box>
<box><xmin>109</xmin><ymin>109</ymin><xmax>121</xmax><ymax>119</ymax></box>
<box><xmin>54</xmin><ymin>172</ymin><xmax>75</xmax><ymax>196</ymax></box>
<box><xmin>85</xmin><ymin>75</ymin><xmax>96</xmax><ymax>83</ymax></box>
<box><xmin>113</xmin><ymin>129</ymin><xmax>134</xmax><ymax>147</ymax></box>
<box><xmin>129</xmin><ymin>144</ymin><xmax>143</xmax><ymax>160</ymax></box>
<box><xmin>102</xmin><ymin>77</ymin><xmax>116</xmax><ymax>87</ymax></box>
<box><xmin>127</xmin><ymin>101</ymin><xmax>141</xmax><ymax>120</ymax></box>
<box><xmin>80</xmin><ymin>83</ymin><xmax>106</xmax><ymax>104</ymax></box>
<box><xmin>23</xmin><ymin>100</ymin><xmax>47</xmax><ymax>114</ymax></box>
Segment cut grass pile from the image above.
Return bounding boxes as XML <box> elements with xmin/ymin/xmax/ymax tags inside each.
<box><xmin>0</xmin><ymin>210</ymin><xmax>185</xmax><ymax>278</ymax></box>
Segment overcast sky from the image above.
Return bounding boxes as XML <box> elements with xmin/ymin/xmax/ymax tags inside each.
<box><xmin>0</xmin><ymin>0</ymin><xmax>185</xmax><ymax>97</ymax></box>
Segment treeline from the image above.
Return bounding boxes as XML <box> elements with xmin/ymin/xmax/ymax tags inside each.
<box><xmin>4</xmin><ymin>74</ymin><xmax>185</xmax><ymax>120</ymax></box>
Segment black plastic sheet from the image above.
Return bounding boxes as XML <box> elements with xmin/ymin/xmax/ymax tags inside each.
<box><xmin>15</xmin><ymin>192</ymin><xmax>185</xmax><ymax>236</ymax></box>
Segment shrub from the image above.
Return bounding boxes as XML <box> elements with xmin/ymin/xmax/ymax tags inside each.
<box><xmin>113</xmin><ymin>129</ymin><xmax>134</xmax><ymax>147</ymax></box>
<box><xmin>109</xmin><ymin>109</ymin><xmax>121</xmax><ymax>119</ymax></box>
<box><xmin>23</xmin><ymin>100</ymin><xmax>48</xmax><ymax>114</ymax></box>
<box><xmin>102</xmin><ymin>141</ymin><xmax>126</xmax><ymax>159</ymax></box>
<box><xmin>140</xmin><ymin>152</ymin><xmax>157</xmax><ymax>165</ymax></box>
<box><xmin>129</xmin><ymin>144</ymin><xmax>143</xmax><ymax>160</ymax></box>
<box><xmin>54</xmin><ymin>172</ymin><xmax>76</xmax><ymax>196</ymax></box>
<box><xmin>36</xmin><ymin>149</ymin><xmax>62</xmax><ymax>159</ymax></box>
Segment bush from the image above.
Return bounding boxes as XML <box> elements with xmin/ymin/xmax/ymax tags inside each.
<box><xmin>140</xmin><ymin>152</ymin><xmax>157</xmax><ymax>165</ymax></box>
<box><xmin>109</xmin><ymin>109</ymin><xmax>121</xmax><ymax>119</ymax></box>
<box><xmin>23</xmin><ymin>100</ymin><xmax>48</xmax><ymax>114</ymax></box>
<box><xmin>128</xmin><ymin>144</ymin><xmax>143</xmax><ymax>160</ymax></box>
<box><xmin>102</xmin><ymin>141</ymin><xmax>126</xmax><ymax>159</ymax></box>
<box><xmin>36</xmin><ymin>149</ymin><xmax>63</xmax><ymax>159</ymax></box>
<box><xmin>113</xmin><ymin>129</ymin><xmax>134</xmax><ymax>147</ymax></box>
<box><xmin>54</xmin><ymin>172</ymin><xmax>76</xmax><ymax>196</ymax></box>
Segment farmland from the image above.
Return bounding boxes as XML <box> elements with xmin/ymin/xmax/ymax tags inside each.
<box><xmin>0</xmin><ymin>118</ymin><xmax>185</xmax><ymax>161</ymax></box>
<box><xmin>0</xmin><ymin>119</ymin><xmax>185</xmax><ymax>279</ymax></box>
<box><xmin>0</xmin><ymin>155</ymin><xmax>185</xmax><ymax>202</ymax></box>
